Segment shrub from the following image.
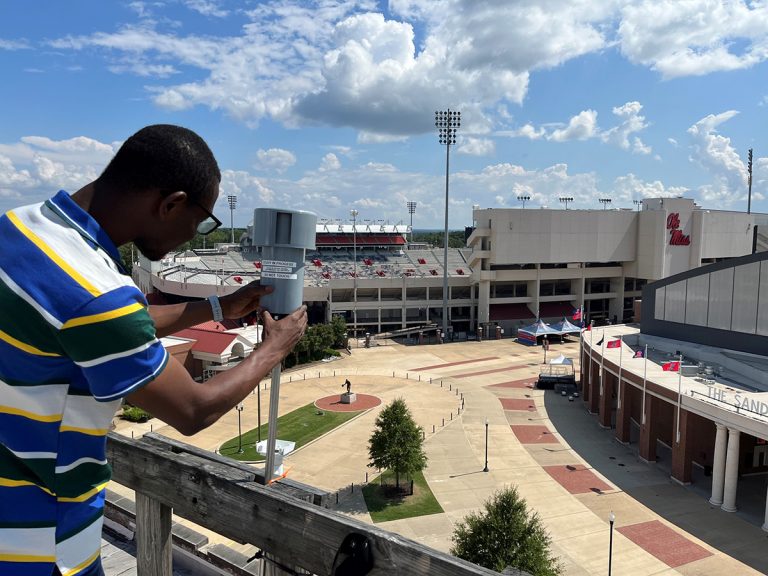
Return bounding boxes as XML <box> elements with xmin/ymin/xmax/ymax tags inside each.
<box><xmin>121</xmin><ymin>405</ymin><xmax>152</xmax><ymax>423</ymax></box>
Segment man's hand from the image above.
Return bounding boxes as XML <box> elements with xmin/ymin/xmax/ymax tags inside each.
<box><xmin>220</xmin><ymin>282</ymin><xmax>274</xmax><ymax>319</ymax></box>
<box><xmin>260</xmin><ymin>305</ymin><xmax>307</xmax><ymax>357</ymax></box>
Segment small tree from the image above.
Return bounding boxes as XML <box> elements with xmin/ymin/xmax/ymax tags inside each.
<box><xmin>368</xmin><ymin>398</ymin><xmax>427</xmax><ymax>489</ymax></box>
<box><xmin>451</xmin><ymin>487</ymin><xmax>561</xmax><ymax>576</ymax></box>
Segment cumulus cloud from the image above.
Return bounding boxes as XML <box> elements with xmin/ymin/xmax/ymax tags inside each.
<box><xmin>549</xmin><ymin>110</ymin><xmax>598</xmax><ymax>142</ymax></box>
<box><xmin>687</xmin><ymin>110</ymin><xmax>747</xmax><ymax>204</ymax></box>
<box><xmin>184</xmin><ymin>0</ymin><xmax>229</xmax><ymax>18</ymax></box>
<box><xmin>601</xmin><ymin>101</ymin><xmax>651</xmax><ymax>154</ymax></box>
<box><xmin>611</xmin><ymin>173</ymin><xmax>688</xmax><ymax>202</ymax></box>
<box><xmin>319</xmin><ymin>152</ymin><xmax>341</xmax><ymax>171</ymax></box>
<box><xmin>458</xmin><ymin>137</ymin><xmax>494</xmax><ymax>156</ymax></box>
<box><xmin>618</xmin><ymin>0</ymin><xmax>768</xmax><ymax>78</ymax></box>
<box><xmin>0</xmin><ymin>39</ymin><xmax>30</xmax><ymax>50</ymax></box>
<box><xmin>255</xmin><ymin>148</ymin><xmax>297</xmax><ymax>173</ymax></box>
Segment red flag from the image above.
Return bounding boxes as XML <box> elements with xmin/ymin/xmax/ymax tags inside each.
<box><xmin>662</xmin><ymin>361</ymin><xmax>680</xmax><ymax>372</ymax></box>
<box><xmin>585</xmin><ymin>324</ymin><xmax>591</xmax><ymax>332</ymax></box>
<box><xmin>572</xmin><ymin>307</ymin><xmax>582</xmax><ymax>321</ymax></box>
<box><xmin>606</xmin><ymin>339</ymin><xmax>621</xmax><ymax>349</ymax></box>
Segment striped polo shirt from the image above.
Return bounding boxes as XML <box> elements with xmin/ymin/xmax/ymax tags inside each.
<box><xmin>0</xmin><ymin>191</ymin><xmax>168</xmax><ymax>576</ymax></box>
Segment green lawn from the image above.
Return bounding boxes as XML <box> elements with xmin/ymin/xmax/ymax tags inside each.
<box><xmin>219</xmin><ymin>403</ymin><xmax>361</xmax><ymax>461</ymax></box>
<box><xmin>362</xmin><ymin>469</ymin><xmax>443</xmax><ymax>523</ymax></box>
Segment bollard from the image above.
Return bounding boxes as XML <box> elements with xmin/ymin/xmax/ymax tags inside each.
<box><xmin>318</xmin><ymin>372</ymin><xmax>320</xmax><ymax>378</ymax></box>
<box><xmin>393</xmin><ymin>371</ymin><xmax>395</xmax><ymax>378</ymax></box>
<box><xmin>131</xmin><ymin>431</ymin><xmax>134</xmax><ymax>439</ymax></box>
<box><xmin>418</xmin><ymin>374</ymin><xmax>421</xmax><ymax>381</ymax></box>
<box><xmin>334</xmin><ymin>370</ymin><xmax>336</xmax><ymax>377</ymax></box>
<box><xmin>351</xmin><ymin>483</ymin><xmax>354</xmax><ymax>493</ymax></box>
<box><xmin>303</xmin><ymin>374</ymin><xmax>306</xmax><ymax>380</ymax></box>
<box><xmin>336</xmin><ymin>492</ymin><xmax>339</xmax><ymax>504</ymax></box>
<box><xmin>430</xmin><ymin>377</ymin><xmax>432</xmax><ymax>384</ymax></box>
<box><xmin>449</xmin><ymin>384</ymin><xmax>452</xmax><ymax>391</ymax></box>
<box><xmin>422</xmin><ymin>430</ymin><xmax>425</xmax><ymax>440</ymax></box>
<box><xmin>407</xmin><ymin>373</ymin><xmax>409</xmax><ymax>379</ymax></box>
<box><xmin>290</xmin><ymin>376</ymin><xmax>292</xmax><ymax>382</ymax></box>
<box><xmin>442</xmin><ymin>418</ymin><xmax>445</xmax><ymax>426</ymax></box>
<box><xmin>450</xmin><ymin>412</ymin><xmax>453</xmax><ymax>421</ymax></box>
<box><xmin>365</xmin><ymin>472</ymin><xmax>368</xmax><ymax>483</ymax></box>
<box><xmin>440</xmin><ymin>381</ymin><xmax>443</xmax><ymax>388</ymax></box>
<box><xmin>150</xmin><ymin>424</ymin><xmax>153</xmax><ymax>432</ymax></box>
<box><xmin>457</xmin><ymin>407</ymin><xmax>460</xmax><ymax>415</ymax></box>
<box><xmin>456</xmin><ymin>389</ymin><xmax>458</xmax><ymax>396</ymax></box>
<box><xmin>432</xmin><ymin>424</ymin><xmax>435</xmax><ymax>433</ymax></box>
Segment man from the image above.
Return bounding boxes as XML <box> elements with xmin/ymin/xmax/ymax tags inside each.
<box><xmin>0</xmin><ymin>125</ymin><xmax>307</xmax><ymax>576</ymax></box>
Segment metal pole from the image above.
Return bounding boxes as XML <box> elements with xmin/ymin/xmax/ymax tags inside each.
<box><xmin>483</xmin><ymin>418</ymin><xmax>489</xmax><ymax>472</ymax></box>
<box><xmin>676</xmin><ymin>353</ymin><xmax>683</xmax><ymax>444</ymax></box>
<box><xmin>236</xmin><ymin>405</ymin><xmax>243</xmax><ymax>453</ymax></box>
<box><xmin>747</xmin><ymin>148</ymin><xmax>753</xmax><ymax>214</ymax></box>
<box><xmin>264</xmin><ymin>365</ymin><xmax>282</xmax><ymax>483</ymax></box>
<box><xmin>257</xmin><ymin>383</ymin><xmax>262</xmax><ymax>443</ymax></box>
<box><xmin>608</xmin><ymin>512</ymin><xmax>615</xmax><ymax>576</ymax></box>
<box><xmin>351</xmin><ymin>209</ymin><xmax>358</xmax><ymax>337</ymax></box>
<box><xmin>227</xmin><ymin>195</ymin><xmax>237</xmax><ymax>244</ymax></box>
<box><xmin>443</xmin><ymin>140</ymin><xmax>450</xmax><ymax>337</ymax></box>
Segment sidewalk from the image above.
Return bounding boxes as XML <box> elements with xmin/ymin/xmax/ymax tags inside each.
<box><xmin>111</xmin><ymin>337</ymin><xmax>767</xmax><ymax>575</ymax></box>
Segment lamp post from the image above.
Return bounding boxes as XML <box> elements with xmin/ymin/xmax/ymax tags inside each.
<box><xmin>407</xmin><ymin>201</ymin><xmax>416</xmax><ymax>246</ymax></box>
<box><xmin>435</xmin><ymin>109</ymin><xmax>460</xmax><ymax>338</ymax></box>
<box><xmin>543</xmin><ymin>336</ymin><xmax>549</xmax><ymax>363</ymax></box>
<box><xmin>227</xmin><ymin>195</ymin><xmax>237</xmax><ymax>243</ymax></box>
<box><xmin>747</xmin><ymin>148</ymin><xmax>753</xmax><ymax>214</ymax></box>
<box><xmin>483</xmin><ymin>417</ymin><xmax>489</xmax><ymax>472</ymax></box>
<box><xmin>599</xmin><ymin>198</ymin><xmax>612</xmax><ymax>210</ymax></box>
<box><xmin>559</xmin><ymin>196</ymin><xmax>574</xmax><ymax>210</ymax></box>
<box><xmin>236</xmin><ymin>403</ymin><xmax>244</xmax><ymax>453</ymax></box>
<box><xmin>350</xmin><ymin>209</ymin><xmax>358</xmax><ymax>337</ymax></box>
<box><xmin>633</xmin><ymin>199</ymin><xmax>642</xmax><ymax>211</ymax></box>
<box><xmin>608</xmin><ymin>511</ymin><xmax>615</xmax><ymax>576</ymax></box>
<box><xmin>517</xmin><ymin>195</ymin><xmax>530</xmax><ymax>209</ymax></box>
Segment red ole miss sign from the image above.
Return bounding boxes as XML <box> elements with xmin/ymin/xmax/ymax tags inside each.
<box><xmin>666</xmin><ymin>213</ymin><xmax>690</xmax><ymax>246</ymax></box>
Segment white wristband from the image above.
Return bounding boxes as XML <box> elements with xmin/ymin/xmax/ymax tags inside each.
<box><xmin>207</xmin><ymin>295</ymin><xmax>224</xmax><ymax>322</ymax></box>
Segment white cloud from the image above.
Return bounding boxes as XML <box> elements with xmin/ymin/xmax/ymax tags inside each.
<box><xmin>601</xmin><ymin>101</ymin><xmax>651</xmax><ymax>154</ymax></box>
<box><xmin>687</xmin><ymin>110</ymin><xmax>746</xmax><ymax>205</ymax></box>
<box><xmin>611</xmin><ymin>173</ymin><xmax>688</xmax><ymax>202</ymax></box>
<box><xmin>549</xmin><ymin>110</ymin><xmax>598</xmax><ymax>142</ymax></box>
<box><xmin>458</xmin><ymin>137</ymin><xmax>494</xmax><ymax>156</ymax></box>
<box><xmin>319</xmin><ymin>152</ymin><xmax>341</xmax><ymax>171</ymax></box>
<box><xmin>255</xmin><ymin>148</ymin><xmax>297</xmax><ymax>173</ymax></box>
<box><xmin>184</xmin><ymin>0</ymin><xmax>229</xmax><ymax>18</ymax></box>
<box><xmin>220</xmin><ymin>170</ymin><xmax>275</xmax><ymax>204</ymax></box>
<box><xmin>618</xmin><ymin>1</ymin><xmax>768</xmax><ymax>79</ymax></box>
<box><xmin>507</xmin><ymin>124</ymin><xmax>546</xmax><ymax>140</ymax></box>
<box><xmin>0</xmin><ymin>39</ymin><xmax>30</xmax><ymax>50</ymax></box>
<box><xmin>668</xmin><ymin>137</ymin><xmax>678</xmax><ymax>147</ymax></box>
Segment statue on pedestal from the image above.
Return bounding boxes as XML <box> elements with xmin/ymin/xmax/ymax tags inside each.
<box><xmin>342</xmin><ymin>379</ymin><xmax>351</xmax><ymax>394</ymax></box>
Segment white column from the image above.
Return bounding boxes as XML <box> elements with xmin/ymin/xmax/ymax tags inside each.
<box><xmin>709</xmin><ymin>423</ymin><xmax>727</xmax><ymax>506</ymax></box>
<box><xmin>762</xmin><ymin>482</ymin><xmax>768</xmax><ymax>532</ymax></box>
<box><xmin>721</xmin><ymin>428</ymin><xmax>741</xmax><ymax>513</ymax></box>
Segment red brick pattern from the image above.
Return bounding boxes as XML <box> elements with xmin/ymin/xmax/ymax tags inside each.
<box><xmin>500</xmin><ymin>398</ymin><xmax>537</xmax><ymax>411</ymax></box>
<box><xmin>617</xmin><ymin>520</ymin><xmax>712</xmax><ymax>568</ymax></box>
<box><xmin>409</xmin><ymin>357</ymin><xmax>499</xmax><ymax>371</ymax></box>
<box><xmin>453</xmin><ymin>365</ymin><xmax>528</xmax><ymax>379</ymax></box>
<box><xmin>510</xmin><ymin>425</ymin><xmax>559</xmax><ymax>444</ymax></box>
<box><xmin>543</xmin><ymin>464</ymin><xmax>613</xmax><ymax>494</ymax></box>
<box><xmin>314</xmin><ymin>394</ymin><xmax>381</xmax><ymax>412</ymax></box>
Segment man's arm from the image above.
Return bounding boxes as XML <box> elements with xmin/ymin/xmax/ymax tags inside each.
<box><xmin>127</xmin><ymin>306</ymin><xmax>306</xmax><ymax>435</ymax></box>
<box><xmin>148</xmin><ymin>283</ymin><xmax>274</xmax><ymax>338</ymax></box>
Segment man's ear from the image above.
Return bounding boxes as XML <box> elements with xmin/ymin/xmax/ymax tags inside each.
<box><xmin>157</xmin><ymin>190</ymin><xmax>188</xmax><ymax>221</ymax></box>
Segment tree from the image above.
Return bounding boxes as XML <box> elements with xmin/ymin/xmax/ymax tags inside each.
<box><xmin>368</xmin><ymin>398</ymin><xmax>427</xmax><ymax>489</ymax></box>
<box><xmin>451</xmin><ymin>487</ymin><xmax>561</xmax><ymax>576</ymax></box>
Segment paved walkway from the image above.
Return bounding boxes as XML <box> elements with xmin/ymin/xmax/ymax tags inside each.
<box><xmin>111</xmin><ymin>337</ymin><xmax>767</xmax><ymax>575</ymax></box>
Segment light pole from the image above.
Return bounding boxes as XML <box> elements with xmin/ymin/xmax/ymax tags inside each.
<box><xmin>236</xmin><ymin>403</ymin><xmax>244</xmax><ymax>453</ymax></box>
<box><xmin>517</xmin><ymin>195</ymin><xmax>530</xmax><ymax>209</ymax></box>
<box><xmin>483</xmin><ymin>417</ymin><xmax>489</xmax><ymax>472</ymax></box>
<box><xmin>747</xmin><ymin>148</ymin><xmax>754</xmax><ymax>214</ymax></box>
<box><xmin>227</xmin><ymin>195</ymin><xmax>237</xmax><ymax>243</ymax></box>
<box><xmin>435</xmin><ymin>109</ymin><xmax>460</xmax><ymax>338</ymax></box>
<box><xmin>599</xmin><ymin>198</ymin><xmax>612</xmax><ymax>210</ymax></box>
<box><xmin>633</xmin><ymin>199</ymin><xmax>642</xmax><ymax>211</ymax></box>
<box><xmin>350</xmin><ymin>209</ymin><xmax>358</xmax><ymax>337</ymax></box>
<box><xmin>608</xmin><ymin>511</ymin><xmax>615</xmax><ymax>576</ymax></box>
<box><xmin>559</xmin><ymin>196</ymin><xmax>574</xmax><ymax>210</ymax></box>
<box><xmin>407</xmin><ymin>201</ymin><xmax>416</xmax><ymax>246</ymax></box>
<box><xmin>543</xmin><ymin>336</ymin><xmax>549</xmax><ymax>363</ymax></box>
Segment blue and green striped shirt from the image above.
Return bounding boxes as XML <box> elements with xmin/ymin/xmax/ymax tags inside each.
<box><xmin>0</xmin><ymin>191</ymin><xmax>168</xmax><ymax>576</ymax></box>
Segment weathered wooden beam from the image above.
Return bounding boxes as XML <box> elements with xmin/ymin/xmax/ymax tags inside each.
<box><xmin>107</xmin><ymin>433</ymin><xmax>508</xmax><ymax>576</ymax></box>
<box><xmin>135</xmin><ymin>492</ymin><xmax>172</xmax><ymax>576</ymax></box>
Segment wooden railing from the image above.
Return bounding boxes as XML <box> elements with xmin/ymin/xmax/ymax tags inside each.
<box><xmin>107</xmin><ymin>432</ymin><xmax>523</xmax><ymax>576</ymax></box>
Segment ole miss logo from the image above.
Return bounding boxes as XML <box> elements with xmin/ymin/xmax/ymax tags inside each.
<box><xmin>666</xmin><ymin>213</ymin><xmax>690</xmax><ymax>246</ymax></box>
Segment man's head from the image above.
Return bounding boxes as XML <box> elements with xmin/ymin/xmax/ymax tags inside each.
<box><xmin>94</xmin><ymin>124</ymin><xmax>222</xmax><ymax>260</ymax></box>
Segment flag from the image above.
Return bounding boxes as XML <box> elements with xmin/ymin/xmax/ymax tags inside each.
<box><xmin>633</xmin><ymin>349</ymin><xmax>644</xmax><ymax>358</ymax></box>
<box><xmin>572</xmin><ymin>307</ymin><xmax>582</xmax><ymax>321</ymax></box>
<box><xmin>584</xmin><ymin>324</ymin><xmax>591</xmax><ymax>332</ymax></box>
<box><xmin>606</xmin><ymin>339</ymin><xmax>621</xmax><ymax>349</ymax></box>
<box><xmin>662</xmin><ymin>361</ymin><xmax>680</xmax><ymax>372</ymax></box>
<box><xmin>596</xmin><ymin>336</ymin><xmax>604</xmax><ymax>346</ymax></box>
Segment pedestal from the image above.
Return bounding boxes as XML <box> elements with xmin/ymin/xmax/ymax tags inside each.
<box><xmin>340</xmin><ymin>392</ymin><xmax>357</xmax><ymax>404</ymax></box>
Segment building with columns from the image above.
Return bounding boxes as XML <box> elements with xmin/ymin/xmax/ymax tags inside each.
<box><xmin>468</xmin><ymin>198</ymin><xmax>763</xmax><ymax>334</ymax></box>
<box><xmin>582</xmin><ymin>249</ymin><xmax>768</xmax><ymax>529</ymax></box>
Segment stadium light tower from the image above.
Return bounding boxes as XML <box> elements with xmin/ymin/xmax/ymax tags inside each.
<box><xmin>350</xmin><ymin>208</ymin><xmax>358</xmax><ymax>336</ymax></box>
<box><xmin>559</xmin><ymin>196</ymin><xmax>573</xmax><ymax>210</ymax></box>
<box><xmin>517</xmin><ymin>195</ymin><xmax>530</xmax><ymax>209</ymax></box>
<box><xmin>227</xmin><ymin>195</ymin><xmax>237</xmax><ymax>243</ymax></box>
<box><xmin>599</xmin><ymin>198</ymin><xmax>612</xmax><ymax>210</ymax></box>
<box><xmin>435</xmin><ymin>109</ymin><xmax>460</xmax><ymax>338</ymax></box>
<box><xmin>407</xmin><ymin>201</ymin><xmax>417</xmax><ymax>246</ymax></box>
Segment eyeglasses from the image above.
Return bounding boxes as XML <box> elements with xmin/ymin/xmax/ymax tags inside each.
<box><xmin>190</xmin><ymin>198</ymin><xmax>222</xmax><ymax>235</ymax></box>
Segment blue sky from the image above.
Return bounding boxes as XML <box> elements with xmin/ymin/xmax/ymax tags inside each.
<box><xmin>1</xmin><ymin>0</ymin><xmax>766</xmax><ymax>228</ymax></box>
